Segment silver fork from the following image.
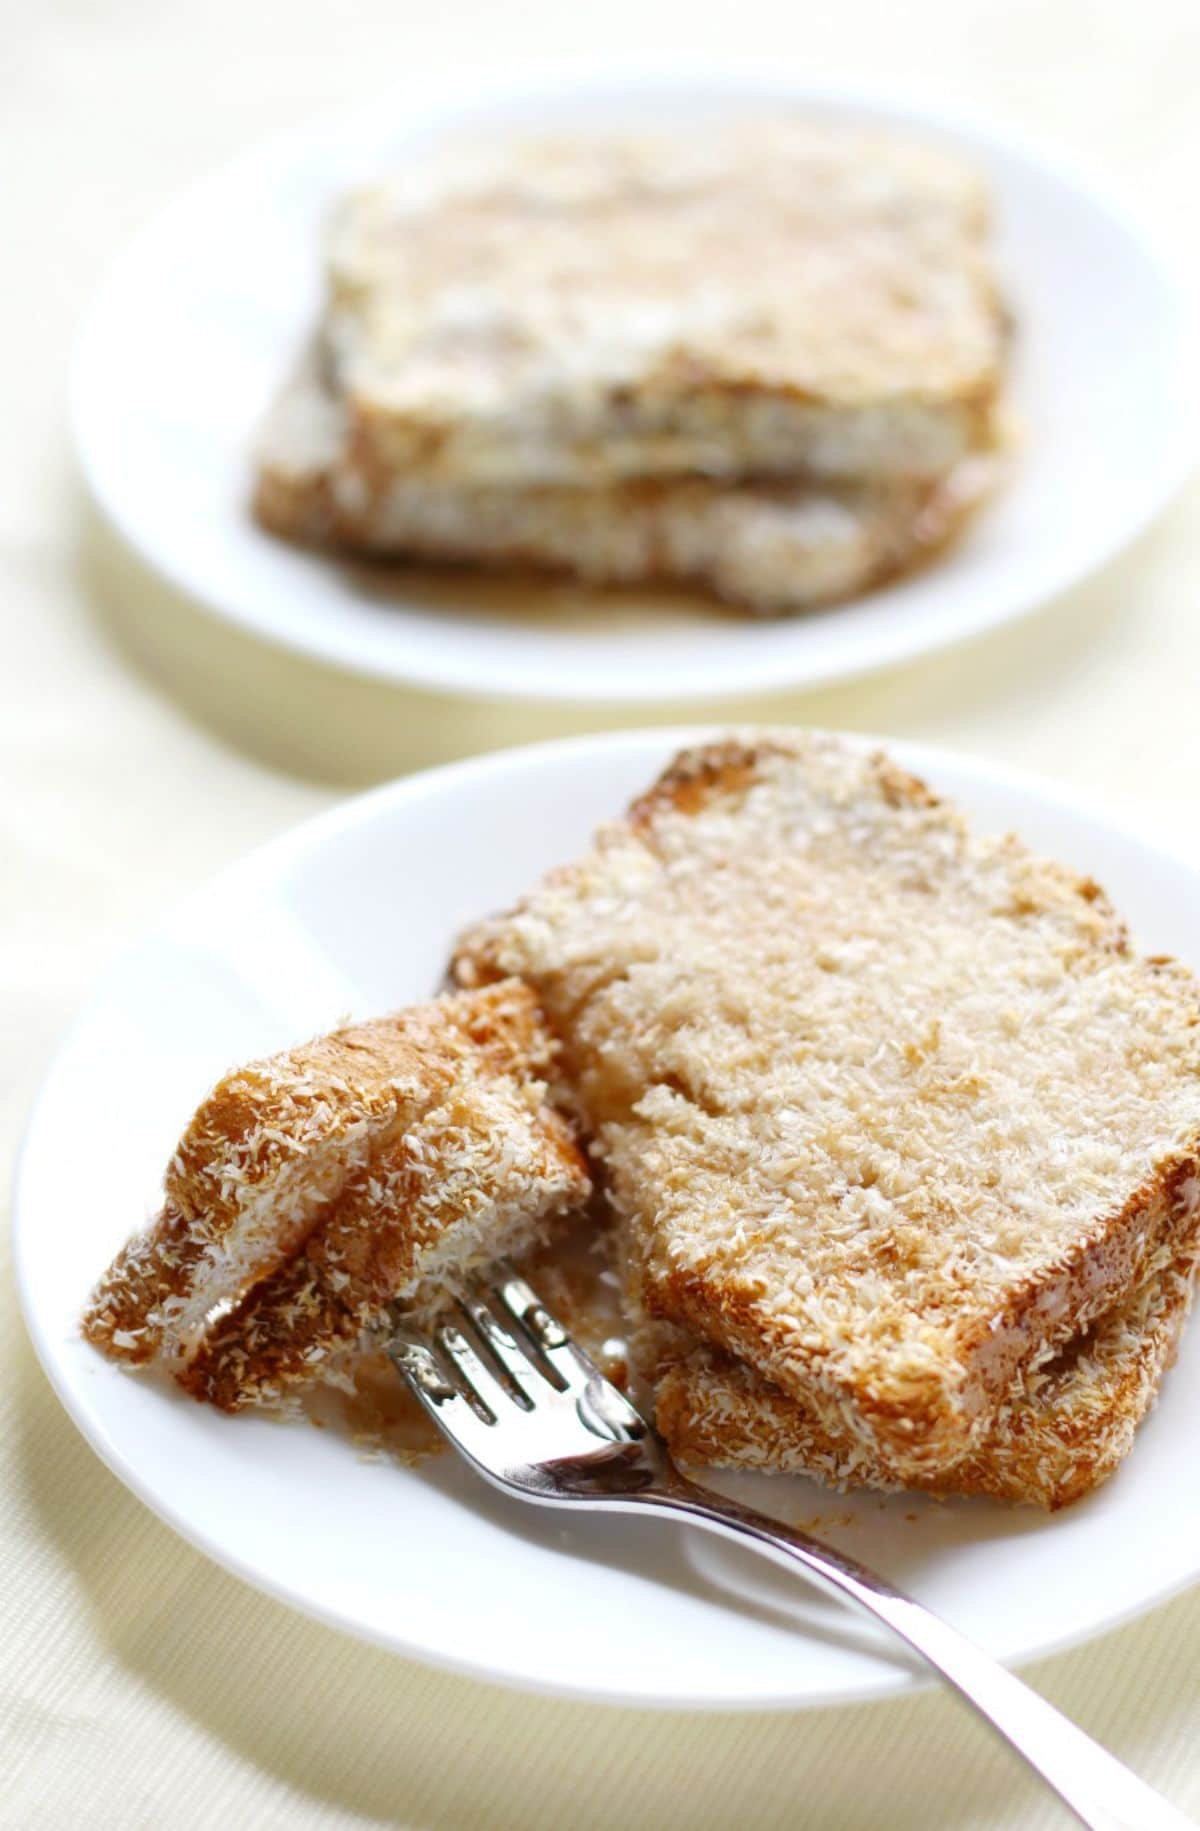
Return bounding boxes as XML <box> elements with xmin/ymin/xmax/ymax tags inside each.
<box><xmin>387</xmin><ymin>1266</ymin><xmax>1194</xmax><ymax>1831</ymax></box>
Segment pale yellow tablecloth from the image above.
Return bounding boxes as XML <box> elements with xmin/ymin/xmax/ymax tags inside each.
<box><xmin>5</xmin><ymin>3</ymin><xmax>1200</xmax><ymax>1824</ymax></box>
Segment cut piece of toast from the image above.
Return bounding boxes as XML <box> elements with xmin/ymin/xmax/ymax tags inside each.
<box><xmin>180</xmin><ymin>1073</ymin><xmax>588</xmax><ymax>1410</ymax></box>
<box><xmin>645</xmin><ymin>1234</ymin><xmax>1200</xmax><ymax>1509</ymax></box>
<box><xmin>322</xmin><ymin>118</ymin><xmax>1005</xmax><ymax>487</ymax></box>
<box><xmin>252</xmin><ymin>357</ymin><xmax>994</xmax><ymax>618</ymax></box>
<box><xmin>455</xmin><ymin>736</ymin><xmax>1200</xmax><ymax>1480</ymax></box>
<box><xmin>83</xmin><ymin>982</ymin><xmax>588</xmax><ymax>1372</ymax></box>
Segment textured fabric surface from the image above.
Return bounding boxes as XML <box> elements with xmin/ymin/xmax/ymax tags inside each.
<box><xmin>5</xmin><ymin>1</ymin><xmax>1200</xmax><ymax>1825</ymax></box>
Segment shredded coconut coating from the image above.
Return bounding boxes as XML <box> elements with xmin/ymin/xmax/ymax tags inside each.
<box><xmin>322</xmin><ymin>118</ymin><xmax>1005</xmax><ymax>487</ymax></box>
<box><xmin>648</xmin><ymin>1226</ymin><xmax>1200</xmax><ymax>1509</ymax></box>
<box><xmin>180</xmin><ymin>1081</ymin><xmax>587</xmax><ymax>1410</ymax></box>
<box><xmin>455</xmin><ymin>736</ymin><xmax>1200</xmax><ymax>1480</ymax></box>
<box><xmin>82</xmin><ymin>982</ymin><xmax>585</xmax><ymax>1374</ymax></box>
<box><xmin>253</xmin><ymin>353</ymin><xmax>997</xmax><ymax>617</ymax></box>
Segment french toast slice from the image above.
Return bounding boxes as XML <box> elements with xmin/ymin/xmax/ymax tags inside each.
<box><xmin>83</xmin><ymin>982</ymin><xmax>588</xmax><ymax>1373</ymax></box>
<box><xmin>322</xmin><ymin>118</ymin><xmax>1005</xmax><ymax>488</ymax></box>
<box><xmin>179</xmin><ymin>1073</ymin><xmax>588</xmax><ymax>1410</ymax></box>
<box><xmin>455</xmin><ymin>736</ymin><xmax>1200</xmax><ymax>1480</ymax></box>
<box><xmin>643</xmin><ymin>1234</ymin><xmax>1200</xmax><ymax>1509</ymax></box>
<box><xmin>252</xmin><ymin>356</ymin><xmax>993</xmax><ymax>618</ymax></box>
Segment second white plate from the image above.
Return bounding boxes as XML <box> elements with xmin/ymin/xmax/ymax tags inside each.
<box><xmin>72</xmin><ymin>68</ymin><xmax>1195</xmax><ymax>704</ymax></box>
<box><xmin>15</xmin><ymin>729</ymin><xmax>1200</xmax><ymax>1708</ymax></box>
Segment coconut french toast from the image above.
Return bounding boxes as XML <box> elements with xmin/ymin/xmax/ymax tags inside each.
<box><xmin>454</xmin><ymin>737</ymin><xmax>1200</xmax><ymax>1484</ymax></box>
<box><xmin>83</xmin><ymin>982</ymin><xmax>590</xmax><ymax>1388</ymax></box>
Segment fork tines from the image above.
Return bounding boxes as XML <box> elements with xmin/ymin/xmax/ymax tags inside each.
<box><xmin>388</xmin><ymin>1262</ymin><xmax>588</xmax><ymax>1423</ymax></box>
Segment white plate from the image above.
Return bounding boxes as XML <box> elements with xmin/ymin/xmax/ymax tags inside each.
<box><xmin>15</xmin><ymin>729</ymin><xmax>1200</xmax><ymax>1709</ymax></box>
<box><xmin>72</xmin><ymin>68</ymin><xmax>1195</xmax><ymax>706</ymax></box>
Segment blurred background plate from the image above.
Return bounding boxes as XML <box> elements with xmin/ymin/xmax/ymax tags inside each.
<box><xmin>71</xmin><ymin>68</ymin><xmax>1197</xmax><ymax>706</ymax></box>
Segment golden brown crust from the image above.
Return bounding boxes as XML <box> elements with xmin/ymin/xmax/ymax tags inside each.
<box><xmin>184</xmin><ymin>1254</ymin><xmax>349</xmax><ymax>1411</ymax></box>
<box><xmin>80</xmin><ymin>1198</ymin><xmax>195</xmax><ymax>1366</ymax></box>
<box><xmin>627</xmin><ymin>740</ymin><xmax>790</xmax><ymax>826</ymax></box>
<box><xmin>628</xmin><ymin>738</ymin><xmax>940</xmax><ymax>829</ymax></box>
<box><xmin>253</xmin><ymin>455</ymin><xmax>337</xmax><ymax>548</ymax></box>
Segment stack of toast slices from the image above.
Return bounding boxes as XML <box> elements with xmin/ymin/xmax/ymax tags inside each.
<box><xmin>86</xmin><ymin>738</ymin><xmax>1200</xmax><ymax>1509</ymax></box>
<box><xmin>254</xmin><ymin>119</ymin><xmax>1007</xmax><ymax>616</ymax></box>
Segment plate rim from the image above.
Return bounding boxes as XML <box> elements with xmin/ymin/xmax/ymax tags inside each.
<box><xmin>70</xmin><ymin>62</ymin><xmax>1200</xmax><ymax>705</ymax></box>
<box><xmin>13</xmin><ymin>724</ymin><xmax>1200</xmax><ymax>1709</ymax></box>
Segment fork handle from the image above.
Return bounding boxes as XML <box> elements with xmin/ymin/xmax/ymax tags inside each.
<box><xmin>644</xmin><ymin>1480</ymin><xmax>1194</xmax><ymax>1831</ymax></box>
